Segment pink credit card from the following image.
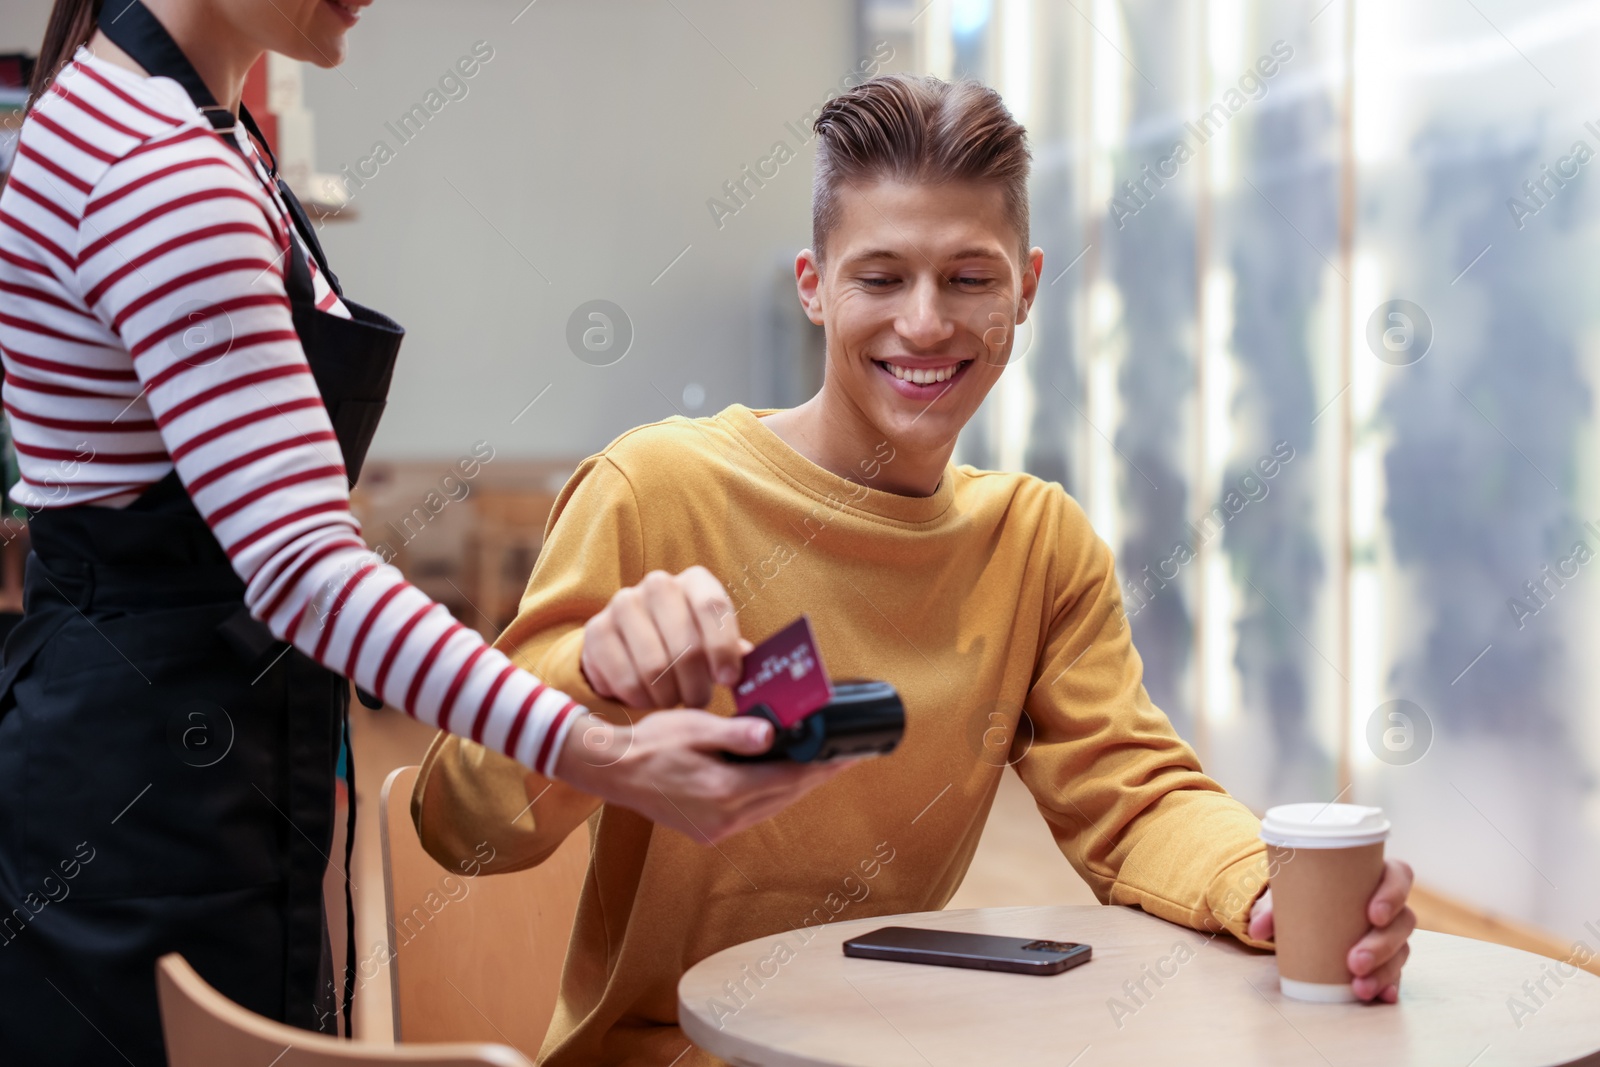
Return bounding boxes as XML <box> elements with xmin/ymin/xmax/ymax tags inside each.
<box><xmin>734</xmin><ymin>616</ymin><xmax>834</xmax><ymax>727</ymax></box>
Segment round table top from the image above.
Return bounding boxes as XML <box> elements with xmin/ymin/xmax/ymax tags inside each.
<box><xmin>678</xmin><ymin>906</ymin><xmax>1600</xmax><ymax>1067</ymax></box>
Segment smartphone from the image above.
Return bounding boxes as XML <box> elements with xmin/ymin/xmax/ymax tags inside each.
<box><xmin>842</xmin><ymin>926</ymin><xmax>1092</xmax><ymax>976</ymax></box>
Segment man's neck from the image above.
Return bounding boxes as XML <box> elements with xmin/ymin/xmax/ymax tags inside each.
<box><xmin>89</xmin><ymin>2</ymin><xmax>260</xmax><ymax>114</ymax></box>
<box><xmin>761</xmin><ymin>387</ymin><xmax>951</xmax><ymax>498</ymax></box>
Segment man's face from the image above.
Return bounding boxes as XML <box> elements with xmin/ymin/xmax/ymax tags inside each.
<box><xmin>796</xmin><ymin>179</ymin><xmax>1043</xmax><ymax>457</ymax></box>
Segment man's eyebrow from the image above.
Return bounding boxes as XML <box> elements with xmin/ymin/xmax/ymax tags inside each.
<box><xmin>844</xmin><ymin>248</ymin><xmax>907</xmax><ymax>264</ymax></box>
<box><xmin>843</xmin><ymin>247</ymin><xmax>1008</xmax><ymax>266</ymax></box>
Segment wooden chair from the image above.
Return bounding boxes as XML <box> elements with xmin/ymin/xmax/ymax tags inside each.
<box><xmin>378</xmin><ymin>765</ymin><xmax>588</xmax><ymax>1060</ymax></box>
<box><xmin>155</xmin><ymin>953</ymin><xmax>532</xmax><ymax>1066</ymax></box>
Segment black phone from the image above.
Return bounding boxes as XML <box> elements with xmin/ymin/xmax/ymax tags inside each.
<box><xmin>842</xmin><ymin>926</ymin><xmax>1092</xmax><ymax>976</ymax></box>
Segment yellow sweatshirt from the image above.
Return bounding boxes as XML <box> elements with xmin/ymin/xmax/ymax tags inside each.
<box><xmin>412</xmin><ymin>404</ymin><xmax>1274</xmax><ymax>1067</ymax></box>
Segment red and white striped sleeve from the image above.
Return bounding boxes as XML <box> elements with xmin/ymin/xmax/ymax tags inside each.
<box><xmin>72</xmin><ymin>123</ymin><xmax>583</xmax><ymax>774</ymax></box>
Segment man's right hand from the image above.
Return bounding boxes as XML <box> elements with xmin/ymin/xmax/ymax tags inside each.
<box><xmin>551</xmin><ymin>709</ymin><xmax>850</xmax><ymax>843</ymax></box>
<box><xmin>580</xmin><ymin>566</ymin><xmax>746</xmax><ymax>709</ymax></box>
<box><xmin>567</xmin><ymin>567</ymin><xmax>851</xmax><ymax>841</ymax></box>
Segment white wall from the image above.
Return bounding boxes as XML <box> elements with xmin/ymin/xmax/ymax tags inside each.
<box><xmin>305</xmin><ymin>0</ymin><xmax>854</xmax><ymax>460</ymax></box>
<box><xmin>0</xmin><ymin>2</ymin><xmax>46</xmax><ymax>51</ymax></box>
<box><xmin>3</xmin><ymin>0</ymin><xmax>857</xmax><ymax>460</ymax></box>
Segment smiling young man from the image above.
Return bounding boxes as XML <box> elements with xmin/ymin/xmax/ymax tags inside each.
<box><xmin>411</xmin><ymin>75</ymin><xmax>1417</xmax><ymax>1066</ymax></box>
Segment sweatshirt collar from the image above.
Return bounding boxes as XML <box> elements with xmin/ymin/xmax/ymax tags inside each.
<box><xmin>718</xmin><ymin>404</ymin><xmax>957</xmax><ymax>526</ymax></box>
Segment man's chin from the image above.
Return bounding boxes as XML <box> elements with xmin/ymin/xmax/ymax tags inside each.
<box><xmin>869</xmin><ymin>407</ymin><xmax>966</xmax><ymax>460</ymax></box>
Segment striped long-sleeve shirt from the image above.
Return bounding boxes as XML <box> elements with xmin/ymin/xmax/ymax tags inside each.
<box><xmin>0</xmin><ymin>47</ymin><xmax>580</xmax><ymax>774</ymax></box>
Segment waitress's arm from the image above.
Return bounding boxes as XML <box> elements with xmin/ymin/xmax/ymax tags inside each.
<box><xmin>75</xmin><ymin>135</ymin><xmax>581</xmax><ymax>773</ymax></box>
<box><xmin>72</xmin><ymin>128</ymin><xmax>837</xmax><ymax>841</ymax></box>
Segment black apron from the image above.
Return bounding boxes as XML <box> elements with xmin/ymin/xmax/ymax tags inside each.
<box><xmin>0</xmin><ymin>6</ymin><xmax>402</xmax><ymax>1063</ymax></box>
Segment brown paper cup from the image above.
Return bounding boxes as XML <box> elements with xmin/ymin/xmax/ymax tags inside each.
<box><xmin>1261</xmin><ymin>804</ymin><xmax>1390</xmax><ymax>1003</ymax></box>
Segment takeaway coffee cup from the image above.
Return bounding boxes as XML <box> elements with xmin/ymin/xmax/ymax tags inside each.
<box><xmin>1259</xmin><ymin>803</ymin><xmax>1391</xmax><ymax>1003</ymax></box>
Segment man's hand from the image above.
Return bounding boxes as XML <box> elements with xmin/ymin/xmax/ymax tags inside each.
<box><xmin>569</xmin><ymin>568</ymin><xmax>850</xmax><ymax>841</ymax></box>
<box><xmin>581</xmin><ymin>567</ymin><xmax>745</xmax><ymax>709</ymax></box>
<box><xmin>1248</xmin><ymin>858</ymin><xmax>1417</xmax><ymax>1003</ymax></box>
<box><xmin>551</xmin><ymin>708</ymin><xmax>850</xmax><ymax>843</ymax></box>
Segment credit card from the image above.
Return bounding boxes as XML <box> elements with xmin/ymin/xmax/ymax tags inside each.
<box><xmin>734</xmin><ymin>616</ymin><xmax>834</xmax><ymax>727</ymax></box>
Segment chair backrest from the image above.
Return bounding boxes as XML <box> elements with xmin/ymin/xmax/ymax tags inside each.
<box><xmin>156</xmin><ymin>954</ymin><xmax>533</xmax><ymax>1067</ymax></box>
<box><xmin>466</xmin><ymin>488</ymin><xmax>560</xmax><ymax>632</ymax></box>
<box><xmin>378</xmin><ymin>765</ymin><xmax>588</xmax><ymax>1059</ymax></box>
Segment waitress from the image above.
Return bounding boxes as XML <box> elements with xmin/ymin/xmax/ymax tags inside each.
<box><xmin>0</xmin><ymin>2</ymin><xmax>833</xmax><ymax>1063</ymax></box>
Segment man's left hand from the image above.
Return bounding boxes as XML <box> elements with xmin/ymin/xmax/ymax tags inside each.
<box><xmin>1247</xmin><ymin>858</ymin><xmax>1417</xmax><ymax>1003</ymax></box>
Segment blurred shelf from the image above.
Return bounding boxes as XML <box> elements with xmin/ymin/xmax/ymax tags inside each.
<box><xmin>303</xmin><ymin>201</ymin><xmax>357</xmax><ymax>222</ymax></box>
<box><xmin>296</xmin><ymin>171</ymin><xmax>357</xmax><ymax>222</ymax></box>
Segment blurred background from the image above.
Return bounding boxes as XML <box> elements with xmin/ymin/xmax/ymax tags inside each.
<box><xmin>4</xmin><ymin>0</ymin><xmax>1599</xmax><ymax>1033</ymax></box>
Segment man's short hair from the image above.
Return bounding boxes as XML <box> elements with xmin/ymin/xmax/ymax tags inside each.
<box><xmin>811</xmin><ymin>74</ymin><xmax>1031</xmax><ymax>263</ymax></box>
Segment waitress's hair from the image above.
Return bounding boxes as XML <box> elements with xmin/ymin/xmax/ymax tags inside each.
<box><xmin>810</xmin><ymin>73</ymin><xmax>1031</xmax><ymax>264</ymax></box>
<box><xmin>29</xmin><ymin>0</ymin><xmax>103</xmax><ymax>109</ymax></box>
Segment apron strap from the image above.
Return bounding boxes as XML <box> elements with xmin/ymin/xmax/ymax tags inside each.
<box><xmin>98</xmin><ymin>0</ymin><xmax>342</xmax><ymax>300</ymax></box>
<box><xmin>342</xmin><ymin>710</ymin><xmax>358</xmax><ymax>1031</ymax></box>
<box><xmin>96</xmin><ymin>0</ymin><xmax>225</xmax><ymax>127</ymax></box>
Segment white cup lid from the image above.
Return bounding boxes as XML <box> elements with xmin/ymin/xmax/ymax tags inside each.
<box><xmin>1260</xmin><ymin>803</ymin><xmax>1390</xmax><ymax>849</ymax></box>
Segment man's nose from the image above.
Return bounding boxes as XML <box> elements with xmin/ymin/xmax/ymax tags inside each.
<box><xmin>895</xmin><ymin>277</ymin><xmax>956</xmax><ymax>348</ymax></box>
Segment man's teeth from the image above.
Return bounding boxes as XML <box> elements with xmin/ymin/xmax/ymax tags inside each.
<box><xmin>331</xmin><ymin>0</ymin><xmax>359</xmax><ymax>13</ymax></box>
<box><xmin>885</xmin><ymin>362</ymin><xmax>965</xmax><ymax>385</ymax></box>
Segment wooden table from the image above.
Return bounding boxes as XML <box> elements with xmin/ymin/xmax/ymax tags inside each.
<box><xmin>678</xmin><ymin>906</ymin><xmax>1600</xmax><ymax>1066</ymax></box>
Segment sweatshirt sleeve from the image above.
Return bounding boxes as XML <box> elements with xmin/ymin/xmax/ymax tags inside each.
<box><xmin>73</xmin><ymin>127</ymin><xmax>582</xmax><ymax>774</ymax></box>
<box><xmin>1013</xmin><ymin>490</ymin><xmax>1274</xmax><ymax>950</ymax></box>
<box><xmin>414</xmin><ymin>453</ymin><xmax>643</xmax><ymax>870</ymax></box>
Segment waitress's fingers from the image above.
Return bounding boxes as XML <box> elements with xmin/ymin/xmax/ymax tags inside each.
<box><xmin>680</xmin><ymin>566</ymin><xmax>744</xmax><ymax>687</ymax></box>
<box><xmin>731</xmin><ymin>760</ymin><xmax>857</xmax><ymax>811</ymax></box>
<box><xmin>639</xmin><ymin>571</ymin><xmax>714</xmax><ymax>709</ymax></box>
<box><xmin>610</xmin><ymin>584</ymin><xmax>682</xmax><ymax>708</ymax></box>
<box><xmin>705</xmin><ymin>762</ymin><xmax>858</xmax><ymax>842</ymax></box>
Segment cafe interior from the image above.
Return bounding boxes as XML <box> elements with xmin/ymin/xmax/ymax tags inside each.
<box><xmin>1</xmin><ymin>0</ymin><xmax>1598</xmax><ymax>1063</ymax></box>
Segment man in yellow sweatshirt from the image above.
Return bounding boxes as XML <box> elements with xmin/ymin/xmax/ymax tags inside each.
<box><xmin>411</xmin><ymin>74</ymin><xmax>1417</xmax><ymax>1066</ymax></box>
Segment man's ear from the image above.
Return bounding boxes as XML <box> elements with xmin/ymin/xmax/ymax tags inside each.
<box><xmin>1015</xmin><ymin>246</ymin><xmax>1044</xmax><ymax>325</ymax></box>
<box><xmin>795</xmin><ymin>250</ymin><xmax>826</xmax><ymax>326</ymax></box>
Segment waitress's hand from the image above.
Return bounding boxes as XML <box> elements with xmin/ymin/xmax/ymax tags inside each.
<box><xmin>580</xmin><ymin>566</ymin><xmax>747</xmax><ymax>709</ymax></box>
<box><xmin>550</xmin><ymin>709</ymin><xmax>849</xmax><ymax>843</ymax></box>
